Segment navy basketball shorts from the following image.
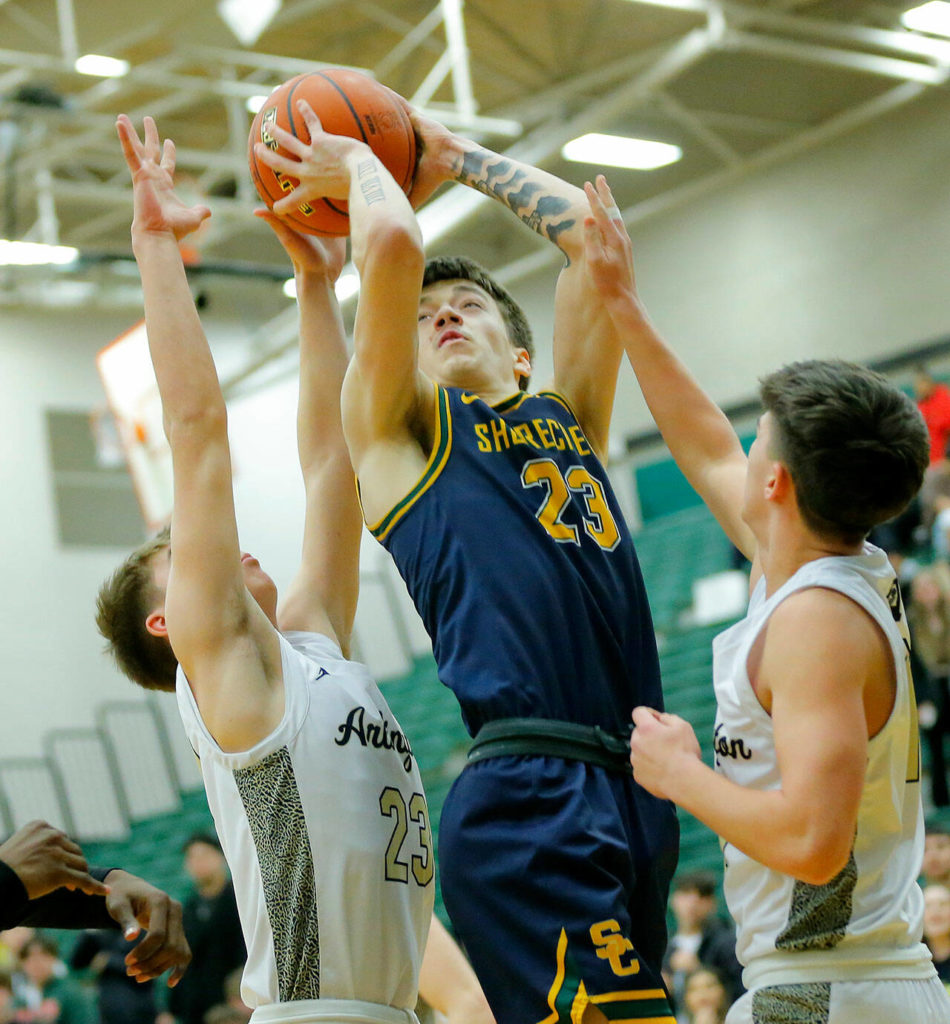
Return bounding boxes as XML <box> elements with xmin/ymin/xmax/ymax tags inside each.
<box><xmin>438</xmin><ymin>755</ymin><xmax>680</xmax><ymax>1024</ymax></box>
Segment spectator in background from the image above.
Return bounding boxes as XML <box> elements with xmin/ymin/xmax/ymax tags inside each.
<box><xmin>923</xmin><ymin>883</ymin><xmax>950</xmax><ymax>989</ymax></box>
<box><xmin>217</xmin><ymin>968</ymin><xmax>250</xmax><ymax>1023</ymax></box>
<box><xmin>0</xmin><ymin>970</ymin><xmax>15</xmax><ymax>1024</ymax></box>
<box><xmin>915</xmin><ymin>366</ymin><xmax>950</xmax><ymax>466</ymax></box>
<box><xmin>13</xmin><ymin>934</ymin><xmax>93</xmax><ymax>1024</ymax></box>
<box><xmin>907</xmin><ymin>564</ymin><xmax>950</xmax><ymax>808</ymax></box>
<box><xmin>923</xmin><ymin>822</ymin><xmax>950</xmax><ymax>888</ymax></box>
<box><xmin>919</xmin><ymin>441</ymin><xmax>950</xmax><ymax>559</ymax></box>
<box><xmin>167</xmin><ymin>834</ymin><xmax>244</xmax><ymax>1024</ymax></box>
<box><xmin>202</xmin><ymin>1009</ymin><xmax>247</xmax><ymax>1024</ymax></box>
<box><xmin>663</xmin><ymin>871</ymin><xmax>743</xmax><ymax>1017</ymax></box>
<box><xmin>70</xmin><ymin>929</ymin><xmax>157</xmax><ymax>1024</ymax></box>
<box><xmin>680</xmin><ymin>966</ymin><xmax>730</xmax><ymax>1024</ymax></box>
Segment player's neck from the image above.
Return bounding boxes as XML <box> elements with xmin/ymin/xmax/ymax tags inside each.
<box><xmin>758</xmin><ymin>516</ymin><xmax>863</xmax><ymax>596</ymax></box>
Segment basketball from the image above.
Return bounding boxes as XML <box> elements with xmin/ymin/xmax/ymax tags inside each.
<box><xmin>248</xmin><ymin>68</ymin><xmax>416</xmax><ymax>236</ymax></box>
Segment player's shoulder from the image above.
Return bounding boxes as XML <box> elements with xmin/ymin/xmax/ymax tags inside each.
<box><xmin>767</xmin><ymin>584</ymin><xmax>887</xmax><ymax>656</ymax></box>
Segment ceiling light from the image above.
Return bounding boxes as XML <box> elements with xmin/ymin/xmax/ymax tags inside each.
<box><xmin>246</xmin><ymin>94</ymin><xmax>268</xmax><ymax>115</ymax></box>
<box><xmin>0</xmin><ymin>240</ymin><xmax>79</xmax><ymax>266</ymax></box>
<box><xmin>901</xmin><ymin>0</ymin><xmax>950</xmax><ymax>36</ymax></box>
<box><xmin>561</xmin><ymin>132</ymin><xmax>682</xmax><ymax>170</ymax></box>
<box><xmin>217</xmin><ymin>0</ymin><xmax>282</xmax><ymax>46</ymax></box>
<box><xmin>335</xmin><ymin>271</ymin><xmax>360</xmax><ymax>303</ymax></box>
<box><xmin>283</xmin><ymin>271</ymin><xmax>360</xmax><ymax>303</ymax></box>
<box><xmin>74</xmin><ymin>54</ymin><xmax>129</xmax><ymax>78</ymax></box>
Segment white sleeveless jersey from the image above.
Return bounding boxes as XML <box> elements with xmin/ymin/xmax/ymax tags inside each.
<box><xmin>176</xmin><ymin>631</ymin><xmax>434</xmax><ymax>1014</ymax></box>
<box><xmin>712</xmin><ymin>545</ymin><xmax>933</xmax><ymax>990</ymax></box>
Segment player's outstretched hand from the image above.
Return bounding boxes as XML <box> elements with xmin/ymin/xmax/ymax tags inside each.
<box><xmin>629</xmin><ymin>706</ymin><xmax>702</xmax><ymax>801</ymax></box>
<box><xmin>256</xmin><ymin>99</ymin><xmax>368</xmax><ymax>214</ymax></box>
<box><xmin>583</xmin><ymin>175</ymin><xmax>638</xmax><ymax>308</ymax></box>
<box><xmin>0</xmin><ymin>820</ymin><xmax>109</xmax><ymax>900</ymax></box>
<box><xmin>103</xmin><ymin>869</ymin><xmax>190</xmax><ymax>987</ymax></box>
<box><xmin>255</xmin><ymin>209</ymin><xmax>347</xmax><ymax>282</ymax></box>
<box><xmin>116</xmin><ymin>114</ymin><xmax>211</xmax><ymax>241</ymax></box>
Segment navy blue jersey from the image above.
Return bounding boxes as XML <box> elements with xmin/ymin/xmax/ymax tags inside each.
<box><xmin>370</xmin><ymin>385</ymin><xmax>663</xmax><ymax>736</ymax></box>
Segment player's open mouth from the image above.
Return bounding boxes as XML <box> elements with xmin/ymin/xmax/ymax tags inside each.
<box><xmin>438</xmin><ymin>330</ymin><xmax>465</xmax><ymax>347</ymax></box>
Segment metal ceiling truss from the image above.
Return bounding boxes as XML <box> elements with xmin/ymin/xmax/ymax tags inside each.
<box><xmin>1</xmin><ymin>0</ymin><xmax>948</xmax><ymax>363</ymax></box>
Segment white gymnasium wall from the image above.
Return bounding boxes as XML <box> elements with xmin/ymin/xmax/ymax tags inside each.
<box><xmin>0</xmin><ymin>302</ymin><xmax>286</xmax><ymax>760</ymax></box>
<box><xmin>508</xmin><ymin>86</ymin><xmax>950</xmax><ymax>439</ymax></box>
<box><xmin>1</xmin><ymin>85</ymin><xmax>950</xmax><ymax>758</ymax></box>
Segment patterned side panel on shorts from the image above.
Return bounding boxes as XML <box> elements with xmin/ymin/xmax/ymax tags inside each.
<box><xmin>752</xmin><ymin>983</ymin><xmax>831</xmax><ymax>1024</ymax></box>
<box><xmin>233</xmin><ymin>746</ymin><xmax>320</xmax><ymax>1001</ymax></box>
<box><xmin>775</xmin><ymin>852</ymin><xmax>857</xmax><ymax>951</ymax></box>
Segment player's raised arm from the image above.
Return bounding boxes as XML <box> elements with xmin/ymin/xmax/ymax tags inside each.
<box><xmin>254</xmin><ymin>103</ymin><xmax>429</xmax><ymax>480</ymax></box>
<box><xmin>409</xmin><ymin>112</ymin><xmax>621</xmax><ymax>459</ymax></box>
<box><xmin>116</xmin><ymin>115</ymin><xmax>279</xmax><ymax>740</ymax></box>
<box><xmin>585</xmin><ymin>175</ymin><xmax>754</xmax><ymax>559</ymax></box>
<box><xmin>258</xmin><ymin>215</ymin><xmax>361</xmax><ymax>653</ymax></box>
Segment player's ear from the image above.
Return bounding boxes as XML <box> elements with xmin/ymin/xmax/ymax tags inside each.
<box><xmin>513</xmin><ymin>347</ymin><xmax>531</xmax><ymax>384</ymax></box>
<box><xmin>145</xmin><ymin>610</ymin><xmax>168</xmax><ymax>638</ymax></box>
<box><xmin>764</xmin><ymin>460</ymin><xmax>792</xmax><ymax>503</ymax></box>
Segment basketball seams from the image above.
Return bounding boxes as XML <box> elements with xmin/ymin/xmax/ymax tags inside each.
<box><xmin>315</xmin><ymin>71</ymin><xmax>370</xmax><ymax>146</ymax></box>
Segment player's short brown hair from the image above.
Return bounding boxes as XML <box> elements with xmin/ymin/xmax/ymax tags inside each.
<box><xmin>422</xmin><ymin>256</ymin><xmax>534</xmax><ymax>391</ymax></box>
<box><xmin>760</xmin><ymin>360</ymin><xmax>928</xmax><ymax>545</ymax></box>
<box><xmin>95</xmin><ymin>526</ymin><xmax>178</xmax><ymax>692</ymax></box>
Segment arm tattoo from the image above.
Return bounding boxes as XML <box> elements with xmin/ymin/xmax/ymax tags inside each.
<box><xmin>457</xmin><ymin>147</ymin><xmax>575</xmax><ymax>256</ymax></box>
<box><xmin>357</xmin><ymin>158</ymin><xmax>385</xmax><ymax>206</ymax></box>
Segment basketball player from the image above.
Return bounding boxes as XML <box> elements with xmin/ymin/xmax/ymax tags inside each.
<box><xmin>96</xmin><ymin>115</ymin><xmax>435</xmax><ymax>1024</ymax></box>
<box><xmin>254</xmin><ymin>102</ymin><xmax>678</xmax><ymax>1024</ymax></box>
<box><xmin>582</xmin><ymin>176</ymin><xmax>950</xmax><ymax>1023</ymax></box>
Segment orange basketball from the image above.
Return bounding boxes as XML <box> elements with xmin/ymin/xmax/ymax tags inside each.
<box><xmin>248</xmin><ymin>68</ymin><xmax>416</xmax><ymax>236</ymax></box>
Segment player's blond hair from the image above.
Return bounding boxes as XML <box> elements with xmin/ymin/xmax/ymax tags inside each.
<box><xmin>96</xmin><ymin>526</ymin><xmax>178</xmax><ymax>691</ymax></box>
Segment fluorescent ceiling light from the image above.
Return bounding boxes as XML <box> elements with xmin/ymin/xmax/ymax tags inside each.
<box><xmin>284</xmin><ymin>270</ymin><xmax>360</xmax><ymax>303</ymax></box>
<box><xmin>335</xmin><ymin>271</ymin><xmax>360</xmax><ymax>302</ymax></box>
<box><xmin>246</xmin><ymin>94</ymin><xmax>268</xmax><ymax>115</ymax></box>
<box><xmin>218</xmin><ymin>0</ymin><xmax>282</xmax><ymax>46</ymax></box>
<box><xmin>0</xmin><ymin>240</ymin><xmax>79</xmax><ymax>266</ymax></box>
<box><xmin>561</xmin><ymin>132</ymin><xmax>682</xmax><ymax>170</ymax></box>
<box><xmin>901</xmin><ymin>0</ymin><xmax>950</xmax><ymax>36</ymax></box>
<box><xmin>75</xmin><ymin>54</ymin><xmax>129</xmax><ymax>78</ymax></box>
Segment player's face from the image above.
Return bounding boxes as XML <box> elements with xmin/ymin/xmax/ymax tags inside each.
<box><xmin>741</xmin><ymin>413</ymin><xmax>776</xmax><ymax>534</ymax></box>
<box><xmin>417</xmin><ymin>280</ymin><xmax>527</xmax><ymax>392</ymax></box>
<box><xmin>149</xmin><ymin>543</ymin><xmax>279</xmax><ymax>625</ymax></box>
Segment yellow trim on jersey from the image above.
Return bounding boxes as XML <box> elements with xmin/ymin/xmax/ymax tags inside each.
<box><xmin>368</xmin><ymin>383</ymin><xmax>453</xmax><ymax>542</ymax></box>
<box><xmin>493</xmin><ymin>391</ymin><xmax>530</xmax><ymax>413</ymax></box>
<box><xmin>536</xmin><ymin>389</ymin><xmax>581</xmax><ymax>424</ymax></box>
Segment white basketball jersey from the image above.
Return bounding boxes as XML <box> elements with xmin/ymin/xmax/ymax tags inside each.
<box><xmin>176</xmin><ymin>631</ymin><xmax>434</xmax><ymax>1014</ymax></box>
<box><xmin>712</xmin><ymin>545</ymin><xmax>933</xmax><ymax>990</ymax></box>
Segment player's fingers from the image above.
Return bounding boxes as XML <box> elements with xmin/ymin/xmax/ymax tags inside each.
<box><xmin>254</xmin><ymin>142</ymin><xmax>304</xmax><ymax>177</ymax></box>
<box><xmin>161</xmin><ymin>138</ymin><xmax>176</xmax><ymax>176</ymax></box>
<box><xmin>63</xmin><ymin>868</ymin><xmax>110</xmax><ymax>897</ymax></box>
<box><xmin>266</xmin><ymin>120</ymin><xmax>311</xmax><ymax>159</ymax></box>
<box><xmin>632</xmin><ymin>705</ymin><xmax>663</xmax><ymax>728</ymax></box>
<box><xmin>115</xmin><ymin>116</ymin><xmax>143</xmax><ymax>169</ymax></box>
<box><xmin>142</xmin><ymin>116</ymin><xmax>161</xmax><ymax>160</ymax></box>
<box><xmin>296</xmin><ymin>98</ymin><xmax>324</xmax><ymax>135</ymax></box>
